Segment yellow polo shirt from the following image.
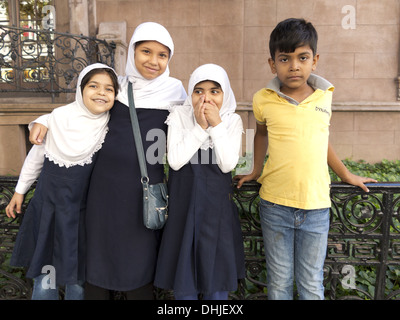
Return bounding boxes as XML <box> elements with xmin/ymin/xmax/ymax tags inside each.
<box><xmin>253</xmin><ymin>74</ymin><xmax>334</xmax><ymax>210</ymax></box>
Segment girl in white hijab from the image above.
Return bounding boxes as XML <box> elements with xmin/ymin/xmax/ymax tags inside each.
<box><xmin>166</xmin><ymin>63</ymin><xmax>243</xmax><ymax>170</ymax></box>
<box><xmin>154</xmin><ymin>64</ymin><xmax>245</xmax><ymax>300</ymax></box>
<box><xmin>117</xmin><ymin>21</ymin><xmax>186</xmax><ymax>109</ymax></box>
<box><xmin>6</xmin><ymin>63</ymin><xmax>119</xmax><ymax>300</ymax></box>
<box><xmin>82</xmin><ymin>22</ymin><xmax>186</xmax><ymax>299</ymax></box>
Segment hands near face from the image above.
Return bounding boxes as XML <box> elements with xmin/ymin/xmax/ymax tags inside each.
<box><xmin>193</xmin><ymin>95</ymin><xmax>222</xmax><ymax>129</ymax></box>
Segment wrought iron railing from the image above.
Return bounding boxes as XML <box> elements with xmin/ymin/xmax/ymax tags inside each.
<box><xmin>0</xmin><ymin>25</ymin><xmax>115</xmax><ymax>102</ymax></box>
<box><xmin>233</xmin><ymin>181</ymin><xmax>400</xmax><ymax>300</ymax></box>
<box><xmin>0</xmin><ymin>176</ymin><xmax>399</xmax><ymax>300</ymax></box>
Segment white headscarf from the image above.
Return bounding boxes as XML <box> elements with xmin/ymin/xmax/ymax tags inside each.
<box><xmin>168</xmin><ymin>63</ymin><xmax>238</xmax><ymax>149</ymax></box>
<box><xmin>44</xmin><ymin>63</ymin><xmax>117</xmax><ymax>168</ymax></box>
<box><xmin>117</xmin><ymin>22</ymin><xmax>186</xmax><ymax>109</ymax></box>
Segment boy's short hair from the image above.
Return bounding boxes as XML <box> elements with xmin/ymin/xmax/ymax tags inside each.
<box><xmin>269</xmin><ymin>18</ymin><xmax>318</xmax><ymax>60</ymax></box>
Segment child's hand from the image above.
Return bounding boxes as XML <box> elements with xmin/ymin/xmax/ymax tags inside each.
<box><xmin>29</xmin><ymin>123</ymin><xmax>48</xmax><ymax>145</ymax></box>
<box><xmin>342</xmin><ymin>172</ymin><xmax>378</xmax><ymax>192</ymax></box>
<box><xmin>204</xmin><ymin>101</ymin><xmax>222</xmax><ymax>127</ymax></box>
<box><xmin>233</xmin><ymin>172</ymin><xmax>260</xmax><ymax>189</ymax></box>
<box><xmin>193</xmin><ymin>95</ymin><xmax>209</xmax><ymax>129</ymax></box>
<box><xmin>5</xmin><ymin>193</ymin><xmax>24</xmax><ymax>219</ymax></box>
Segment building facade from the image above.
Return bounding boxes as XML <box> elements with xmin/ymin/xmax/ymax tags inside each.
<box><xmin>1</xmin><ymin>0</ymin><xmax>400</xmax><ymax>175</ymax></box>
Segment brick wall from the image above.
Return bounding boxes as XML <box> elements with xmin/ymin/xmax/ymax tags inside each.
<box><xmin>95</xmin><ymin>0</ymin><xmax>400</xmax><ymax>103</ymax></box>
<box><xmin>94</xmin><ymin>0</ymin><xmax>400</xmax><ymax>163</ymax></box>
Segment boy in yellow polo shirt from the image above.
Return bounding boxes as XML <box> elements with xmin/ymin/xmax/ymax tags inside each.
<box><xmin>236</xmin><ymin>18</ymin><xmax>376</xmax><ymax>300</ymax></box>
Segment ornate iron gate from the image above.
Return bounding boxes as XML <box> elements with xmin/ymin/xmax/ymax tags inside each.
<box><xmin>1</xmin><ymin>177</ymin><xmax>399</xmax><ymax>300</ymax></box>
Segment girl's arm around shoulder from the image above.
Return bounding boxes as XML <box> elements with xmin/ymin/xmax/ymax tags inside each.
<box><xmin>29</xmin><ymin>114</ymin><xmax>50</xmax><ymax>145</ymax></box>
<box><xmin>209</xmin><ymin>114</ymin><xmax>243</xmax><ymax>173</ymax></box>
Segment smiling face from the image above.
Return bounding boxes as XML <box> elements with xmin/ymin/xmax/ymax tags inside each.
<box><xmin>268</xmin><ymin>45</ymin><xmax>319</xmax><ymax>96</ymax></box>
<box><xmin>134</xmin><ymin>40</ymin><xmax>170</xmax><ymax>80</ymax></box>
<box><xmin>191</xmin><ymin>80</ymin><xmax>224</xmax><ymax>110</ymax></box>
<box><xmin>82</xmin><ymin>72</ymin><xmax>116</xmax><ymax>115</ymax></box>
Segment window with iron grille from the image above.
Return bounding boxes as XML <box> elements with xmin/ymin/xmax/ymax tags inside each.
<box><xmin>0</xmin><ymin>1</ymin><xmax>114</xmax><ymax>101</ymax></box>
<box><xmin>0</xmin><ymin>0</ymin><xmax>54</xmax><ymax>92</ymax></box>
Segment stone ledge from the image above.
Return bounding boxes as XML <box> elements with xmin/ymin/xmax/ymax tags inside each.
<box><xmin>332</xmin><ymin>102</ymin><xmax>400</xmax><ymax>112</ymax></box>
<box><xmin>0</xmin><ymin>104</ymin><xmax>63</xmax><ymax>115</ymax></box>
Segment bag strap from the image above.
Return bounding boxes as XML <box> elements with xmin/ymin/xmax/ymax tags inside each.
<box><xmin>128</xmin><ymin>82</ymin><xmax>149</xmax><ymax>183</ymax></box>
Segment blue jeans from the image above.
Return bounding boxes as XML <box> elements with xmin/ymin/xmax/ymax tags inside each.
<box><xmin>31</xmin><ymin>274</ymin><xmax>84</xmax><ymax>300</ymax></box>
<box><xmin>259</xmin><ymin>199</ymin><xmax>329</xmax><ymax>300</ymax></box>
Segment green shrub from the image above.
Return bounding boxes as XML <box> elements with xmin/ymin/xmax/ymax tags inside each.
<box><xmin>330</xmin><ymin>159</ymin><xmax>400</xmax><ymax>182</ymax></box>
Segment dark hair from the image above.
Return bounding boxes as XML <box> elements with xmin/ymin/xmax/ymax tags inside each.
<box><xmin>194</xmin><ymin>80</ymin><xmax>222</xmax><ymax>89</ymax></box>
<box><xmin>134</xmin><ymin>40</ymin><xmax>171</xmax><ymax>58</ymax></box>
<box><xmin>80</xmin><ymin>68</ymin><xmax>119</xmax><ymax>95</ymax></box>
<box><xmin>269</xmin><ymin>18</ymin><xmax>318</xmax><ymax>60</ymax></box>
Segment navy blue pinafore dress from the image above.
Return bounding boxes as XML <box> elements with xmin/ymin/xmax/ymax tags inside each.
<box><xmin>154</xmin><ymin>149</ymin><xmax>245</xmax><ymax>296</ymax></box>
<box><xmin>85</xmin><ymin>100</ymin><xmax>168</xmax><ymax>291</ymax></box>
<box><xmin>10</xmin><ymin>156</ymin><xmax>95</xmax><ymax>285</ymax></box>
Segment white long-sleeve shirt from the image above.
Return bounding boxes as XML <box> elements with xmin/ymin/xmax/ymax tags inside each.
<box><xmin>15</xmin><ymin>114</ymin><xmax>49</xmax><ymax>194</ymax></box>
<box><xmin>15</xmin><ymin>144</ymin><xmax>45</xmax><ymax>194</ymax></box>
<box><xmin>167</xmin><ymin>113</ymin><xmax>243</xmax><ymax>173</ymax></box>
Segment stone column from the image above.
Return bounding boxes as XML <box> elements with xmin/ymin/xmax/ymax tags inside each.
<box><xmin>68</xmin><ymin>0</ymin><xmax>89</xmax><ymax>36</ymax></box>
<box><xmin>397</xmin><ymin>31</ymin><xmax>400</xmax><ymax>101</ymax></box>
<box><xmin>97</xmin><ymin>21</ymin><xmax>127</xmax><ymax>76</ymax></box>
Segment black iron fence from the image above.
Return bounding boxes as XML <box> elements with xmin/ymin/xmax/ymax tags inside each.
<box><xmin>234</xmin><ymin>181</ymin><xmax>400</xmax><ymax>300</ymax></box>
<box><xmin>0</xmin><ymin>25</ymin><xmax>115</xmax><ymax>102</ymax></box>
<box><xmin>0</xmin><ymin>176</ymin><xmax>399</xmax><ymax>300</ymax></box>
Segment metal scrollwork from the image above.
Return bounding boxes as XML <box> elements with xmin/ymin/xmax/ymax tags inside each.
<box><xmin>391</xmin><ymin>195</ymin><xmax>400</xmax><ymax>233</ymax></box>
<box><xmin>1</xmin><ymin>177</ymin><xmax>400</xmax><ymax>300</ymax></box>
<box><xmin>0</xmin><ymin>179</ymin><xmax>33</xmax><ymax>300</ymax></box>
<box><xmin>0</xmin><ymin>25</ymin><xmax>115</xmax><ymax>102</ymax></box>
<box><xmin>330</xmin><ymin>192</ymin><xmax>383</xmax><ymax>235</ymax></box>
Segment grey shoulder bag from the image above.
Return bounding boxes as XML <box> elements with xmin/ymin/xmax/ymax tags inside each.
<box><xmin>127</xmin><ymin>82</ymin><xmax>168</xmax><ymax>230</ymax></box>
